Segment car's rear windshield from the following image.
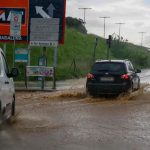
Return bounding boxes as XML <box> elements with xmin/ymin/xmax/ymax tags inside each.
<box><xmin>92</xmin><ymin>62</ymin><xmax>126</xmax><ymax>74</ymax></box>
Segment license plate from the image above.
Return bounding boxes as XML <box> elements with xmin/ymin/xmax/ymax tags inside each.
<box><xmin>100</xmin><ymin>77</ymin><xmax>114</xmax><ymax>82</ymax></box>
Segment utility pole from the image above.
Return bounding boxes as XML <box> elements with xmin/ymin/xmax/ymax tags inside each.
<box><xmin>78</xmin><ymin>7</ymin><xmax>92</xmax><ymax>26</ymax></box>
<box><xmin>139</xmin><ymin>32</ymin><xmax>146</xmax><ymax>46</ymax></box>
<box><xmin>115</xmin><ymin>22</ymin><xmax>125</xmax><ymax>41</ymax></box>
<box><xmin>99</xmin><ymin>16</ymin><xmax>110</xmax><ymax>38</ymax></box>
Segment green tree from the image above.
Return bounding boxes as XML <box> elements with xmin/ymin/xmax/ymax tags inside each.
<box><xmin>66</xmin><ymin>17</ymin><xmax>87</xmax><ymax>34</ymax></box>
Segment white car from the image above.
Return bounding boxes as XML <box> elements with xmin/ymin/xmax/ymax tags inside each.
<box><xmin>0</xmin><ymin>48</ymin><xmax>18</xmax><ymax>123</ymax></box>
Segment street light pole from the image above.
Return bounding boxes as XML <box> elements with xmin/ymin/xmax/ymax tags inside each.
<box><xmin>139</xmin><ymin>32</ymin><xmax>146</xmax><ymax>46</ymax></box>
<box><xmin>115</xmin><ymin>22</ymin><xmax>125</xmax><ymax>40</ymax></box>
<box><xmin>99</xmin><ymin>16</ymin><xmax>110</xmax><ymax>38</ymax></box>
<box><xmin>78</xmin><ymin>7</ymin><xmax>92</xmax><ymax>26</ymax></box>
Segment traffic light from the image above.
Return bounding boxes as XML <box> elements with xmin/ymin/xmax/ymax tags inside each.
<box><xmin>106</xmin><ymin>35</ymin><xmax>112</xmax><ymax>48</ymax></box>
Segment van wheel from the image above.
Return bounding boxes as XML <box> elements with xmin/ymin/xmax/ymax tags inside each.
<box><xmin>11</xmin><ymin>96</ymin><xmax>15</xmax><ymax>116</ymax></box>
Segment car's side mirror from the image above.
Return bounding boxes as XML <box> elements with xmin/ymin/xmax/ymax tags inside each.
<box><xmin>7</xmin><ymin>68</ymin><xmax>19</xmax><ymax>78</ymax></box>
<box><xmin>135</xmin><ymin>69</ymin><xmax>141</xmax><ymax>73</ymax></box>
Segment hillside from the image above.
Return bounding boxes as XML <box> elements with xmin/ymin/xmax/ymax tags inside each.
<box><xmin>0</xmin><ymin>27</ymin><xmax>150</xmax><ymax>80</ymax></box>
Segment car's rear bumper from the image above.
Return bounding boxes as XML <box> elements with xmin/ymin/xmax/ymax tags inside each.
<box><xmin>87</xmin><ymin>82</ymin><xmax>131</xmax><ymax>95</ymax></box>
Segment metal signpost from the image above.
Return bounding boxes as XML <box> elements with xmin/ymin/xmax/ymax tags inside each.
<box><xmin>10</xmin><ymin>11</ymin><xmax>22</xmax><ymax>67</ymax></box>
<box><xmin>0</xmin><ymin>0</ymin><xmax>66</xmax><ymax>90</ymax></box>
<box><xmin>38</xmin><ymin>55</ymin><xmax>47</xmax><ymax>90</ymax></box>
<box><xmin>14</xmin><ymin>48</ymin><xmax>29</xmax><ymax>88</ymax></box>
<box><xmin>29</xmin><ymin>17</ymin><xmax>59</xmax><ymax>89</ymax></box>
<box><xmin>28</xmin><ymin>0</ymin><xmax>66</xmax><ymax>90</ymax></box>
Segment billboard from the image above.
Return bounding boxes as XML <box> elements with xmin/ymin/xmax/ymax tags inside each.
<box><xmin>0</xmin><ymin>0</ymin><xmax>66</xmax><ymax>44</ymax></box>
<box><xmin>0</xmin><ymin>0</ymin><xmax>29</xmax><ymax>42</ymax></box>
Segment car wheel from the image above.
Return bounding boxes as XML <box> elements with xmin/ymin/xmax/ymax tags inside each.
<box><xmin>86</xmin><ymin>88</ymin><xmax>95</xmax><ymax>97</ymax></box>
<box><xmin>136</xmin><ymin>80</ymin><xmax>140</xmax><ymax>90</ymax></box>
<box><xmin>86</xmin><ymin>87</ymin><xmax>89</xmax><ymax>95</ymax></box>
<box><xmin>127</xmin><ymin>83</ymin><xmax>133</xmax><ymax>94</ymax></box>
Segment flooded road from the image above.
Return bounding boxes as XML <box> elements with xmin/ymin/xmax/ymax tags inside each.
<box><xmin>1</xmin><ymin>70</ymin><xmax>150</xmax><ymax>150</ymax></box>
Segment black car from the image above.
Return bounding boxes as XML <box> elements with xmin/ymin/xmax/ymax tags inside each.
<box><xmin>86</xmin><ymin>60</ymin><xmax>141</xmax><ymax>96</ymax></box>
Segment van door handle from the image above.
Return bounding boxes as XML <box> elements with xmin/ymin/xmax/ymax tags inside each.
<box><xmin>5</xmin><ymin>81</ymin><xmax>9</xmax><ymax>84</ymax></box>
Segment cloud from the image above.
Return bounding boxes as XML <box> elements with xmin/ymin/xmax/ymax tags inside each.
<box><xmin>66</xmin><ymin>0</ymin><xmax>150</xmax><ymax>47</ymax></box>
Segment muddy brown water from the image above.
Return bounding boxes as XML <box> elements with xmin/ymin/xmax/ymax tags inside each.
<box><xmin>1</xmin><ymin>84</ymin><xmax>150</xmax><ymax>150</ymax></box>
<box><xmin>6</xmin><ymin>84</ymin><xmax>149</xmax><ymax>131</ymax></box>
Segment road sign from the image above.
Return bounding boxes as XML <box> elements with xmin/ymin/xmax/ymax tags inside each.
<box><xmin>29</xmin><ymin>18</ymin><xmax>59</xmax><ymax>47</ymax></box>
<box><xmin>10</xmin><ymin>11</ymin><xmax>22</xmax><ymax>38</ymax></box>
<box><xmin>26</xmin><ymin>66</ymin><xmax>54</xmax><ymax>77</ymax></box>
<box><xmin>0</xmin><ymin>0</ymin><xmax>29</xmax><ymax>42</ymax></box>
<box><xmin>15</xmin><ymin>48</ymin><xmax>28</xmax><ymax>62</ymax></box>
<box><xmin>0</xmin><ymin>0</ymin><xmax>66</xmax><ymax>44</ymax></box>
<box><xmin>29</xmin><ymin>0</ymin><xmax>66</xmax><ymax>44</ymax></box>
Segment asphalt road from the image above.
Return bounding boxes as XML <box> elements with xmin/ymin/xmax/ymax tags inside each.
<box><xmin>0</xmin><ymin>87</ymin><xmax>150</xmax><ymax>150</ymax></box>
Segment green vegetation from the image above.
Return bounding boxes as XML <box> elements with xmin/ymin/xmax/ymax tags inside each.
<box><xmin>111</xmin><ymin>40</ymin><xmax>150</xmax><ymax>68</ymax></box>
<box><xmin>1</xmin><ymin>26</ymin><xmax>150</xmax><ymax>81</ymax></box>
<box><xmin>66</xmin><ymin>17</ymin><xmax>87</xmax><ymax>34</ymax></box>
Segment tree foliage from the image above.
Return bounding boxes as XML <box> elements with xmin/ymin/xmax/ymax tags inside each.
<box><xmin>66</xmin><ymin>17</ymin><xmax>87</xmax><ymax>34</ymax></box>
<box><xmin>110</xmin><ymin>39</ymin><xmax>150</xmax><ymax>68</ymax></box>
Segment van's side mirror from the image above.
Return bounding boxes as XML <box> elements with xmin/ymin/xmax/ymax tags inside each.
<box><xmin>135</xmin><ymin>69</ymin><xmax>141</xmax><ymax>73</ymax></box>
<box><xmin>8</xmin><ymin>68</ymin><xmax>19</xmax><ymax>78</ymax></box>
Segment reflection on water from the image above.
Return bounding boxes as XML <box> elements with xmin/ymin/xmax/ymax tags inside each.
<box><xmin>9</xmin><ymin>86</ymin><xmax>148</xmax><ymax>131</ymax></box>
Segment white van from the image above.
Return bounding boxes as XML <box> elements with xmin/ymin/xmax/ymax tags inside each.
<box><xmin>0</xmin><ymin>48</ymin><xmax>18</xmax><ymax>123</ymax></box>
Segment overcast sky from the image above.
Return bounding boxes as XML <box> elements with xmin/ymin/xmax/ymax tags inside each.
<box><xmin>66</xmin><ymin>0</ymin><xmax>150</xmax><ymax>47</ymax></box>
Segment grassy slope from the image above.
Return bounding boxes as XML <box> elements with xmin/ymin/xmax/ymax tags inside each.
<box><xmin>57</xmin><ymin>28</ymin><xmax>109</xmax><ymax>79</ymax></box>
<box><xmin>0</xmin><ymin>27</ymin><xmax>150</xmax><ymax>80</ymax></box>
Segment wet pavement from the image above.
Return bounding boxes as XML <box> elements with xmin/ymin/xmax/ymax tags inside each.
<box><xmin>1</xmin><ymin>70</ymin><xmax>150</xmax><ymax>150</ymax></box>
<box><xmin>0</xmin><ymin>89</ymin><xmax>150</xmax><ymax>150</ymax></box>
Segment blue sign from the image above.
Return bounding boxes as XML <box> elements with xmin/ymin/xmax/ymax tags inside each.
<box><xmin>29</xmin><ymin>0</ymin><xmax>66</xmax><ymax>44</ymax></box>
<box><xmin>15</xmin><ymin>48</ymin><xmax>28</xmax><ymax>62</ymax></box>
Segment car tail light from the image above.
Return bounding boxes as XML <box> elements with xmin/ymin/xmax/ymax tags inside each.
<box><xmin>121</xmin><ymin>74</ymin><xmax>129</xmax><ymax>80</ymax></box>
<box><xmin>87</xmin><ymin>73</ymin><xmax>94</xmax><ymax>80</ymax></box>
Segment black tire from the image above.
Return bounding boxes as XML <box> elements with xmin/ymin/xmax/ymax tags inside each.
<box><xmin>89</xmin><ymin>92</ymin><xmax>97</xmax><ymax>98</ymax></box>
<box><xmin>11</xmin><ymin>96</ymin><xmax>15</xmax><ymax>116</ymax></box>
<box><xmin>127</xmin><ymin>83</ymin><xmax>133</xmax><ymax>94</ymax></box>
<box><xmin>136</xmin><ymin>80</ymin><xmax>140</xmax><ymax>90</ymax></box>
<box><xmin>86</xmin><ymin>87</ymin><xmax>90</xmax><ymax>97</ymax></box>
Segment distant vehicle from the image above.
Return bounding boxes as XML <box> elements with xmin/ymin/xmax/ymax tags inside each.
<box><xmin>86</xmin><ymin>60</ymin><xmax>141</xmax><ymax>96</ymax></box>
<box><xmin>0</xmin><ymin>48</ymin><xmax>18</xmax><ymax>123</ymax></box>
